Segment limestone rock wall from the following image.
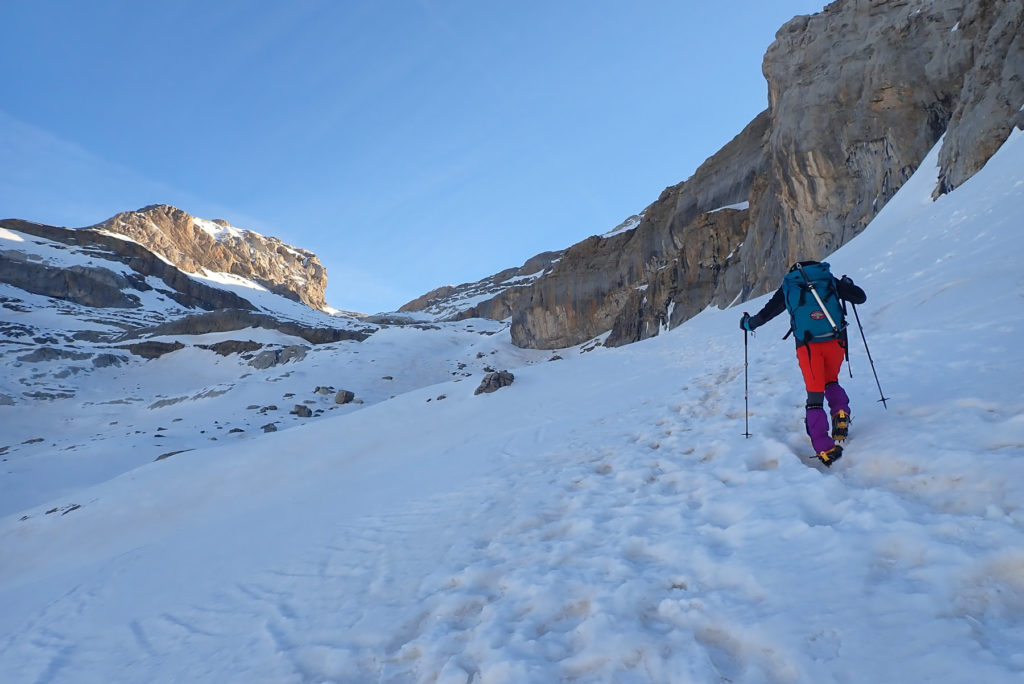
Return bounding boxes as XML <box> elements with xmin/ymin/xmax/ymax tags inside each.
<box><xmin>94</xmin><ymin>205</ymin><xmax>329</xmax><ymax>310</ymax></box>
<box><xmin>934</xmin><ymin>0</ymin><xmax>1024</xmax><ymax>195</ymax></box>
<box><xmin>509</xmin><ymin>109</ymin><xmax>770</xmax><ymax>349</ymax></box>
<box><xmin>0</xmin><ymin>218</ymin><xmax>256</xmax><ymax>312</ymax></box>
<box><xmin>413</xmin><ymin>0</ymin><xmax>1023</xmax><ymax>350</ymax></box>
<box><xmin>745</xmin><ymin>0</ymin><xmax>1023</xmax><ymax>297</ymax></box>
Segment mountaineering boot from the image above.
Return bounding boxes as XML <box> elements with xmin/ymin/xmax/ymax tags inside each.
<box><xmin>831</xmin><ymin>410</ymin><xmax>850</xmax><ymax>442</ymax></box>
<box><xmin>806</xmin><ymin>405</ymin><xmax>838</xmax><ymax>464</ymax></box>
<box><xmin>817</xmin><ymin>444</ymin><xmax>843</xmax><ymax>467</ymax></box>
<box><xmin>825</xmin><ymin>382</ymin><xmax>851</xmax><ymax>442</ymax></box>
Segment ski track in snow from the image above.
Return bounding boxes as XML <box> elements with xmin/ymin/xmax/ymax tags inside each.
<box><xmin>1</xmin><ymin>135</ymin><xmax>1024</xmax><ymax>682</ymax></box>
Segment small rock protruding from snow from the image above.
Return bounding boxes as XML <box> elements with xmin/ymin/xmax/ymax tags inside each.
<box><xmin>249</xmin><ymin>345</ymin><xmax>309</xmax><ymax>369</ymax></box>
<box><xmin>474</xmin><ymin>370</ymin><xmax>514</xmax><ymax>395</ymax></box>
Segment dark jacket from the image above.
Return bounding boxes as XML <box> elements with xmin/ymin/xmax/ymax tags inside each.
<box><xmin>747</xmin><ymin>274</ymin><xmax>866</xmax><ymax>338</ymax></box>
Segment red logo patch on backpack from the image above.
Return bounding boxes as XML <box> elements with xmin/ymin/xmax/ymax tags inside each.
<box><xmin>810</xmin><ymin>310</ymin><xmax>826</xmax><ymax>320</ymax></box>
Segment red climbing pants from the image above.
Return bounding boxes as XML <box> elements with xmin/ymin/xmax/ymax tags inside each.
<box><xmin>796</xmin><ymin>339</ymin><xmax>846</xmax><ymax>393</ymax></box>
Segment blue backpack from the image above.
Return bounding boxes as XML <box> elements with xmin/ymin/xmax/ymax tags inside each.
<box><xmin>781</xmin><ymin>261</ymin><xmax>846</xmax><ymax>345</ymax></box>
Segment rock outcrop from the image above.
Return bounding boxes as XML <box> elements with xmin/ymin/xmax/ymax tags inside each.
<box><xmin>0</xmin><ymin>253</ymin><xmax>143</xmax><ymax>309</ymax></box>
<box><xmin>92</xmin><ymin>205</ymin><xmax>329</xmax><ymax>310</ymax></box>
<box><xmin>933</xmin><ymin>0</ymin><xmax>1024</xmax><ymax>195</ymax></box>
<box><xmin>117</xmin><ymin>341</ymin><xmax>185</xmax><ymax>360</ymax></box>
<box><xmin>116</xmin><ymin>309</ymin><xmax>375</xmax><ymax>345</ymax></box>
<box><xmin>249</xmin><ymin>346</ymin><xmax>310</xmax><ymax>369</ymax></box>
<box><xmin>746</xmin><ymin>0</ymin><xmax>1024</xmax><ymax>296</ymax></box>
<box><xmin>0</xmin><ymin>218</ymin><xmax>257</xmax><ymax>312</ymax></box>
<box><xmin>474</xmin><ymin>370</ymin><xmax>515</xmax><ymax>395</ymax></box>
<box><xmin>400</xmin><ymin>250</ymin><xmax>563</xmax><ymax>321</ymax></box>
<box><xmin>403</xmin><ymin>0</ymin><xmax>1024</xmax><ymax>350</ymax></box>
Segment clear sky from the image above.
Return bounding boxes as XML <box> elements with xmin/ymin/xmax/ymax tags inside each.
<box><xmin>1</xmin><ymin>1</ymin><xmax>825</xmax><ymax>314</ymax></box>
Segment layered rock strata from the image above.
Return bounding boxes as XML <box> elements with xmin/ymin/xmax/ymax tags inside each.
<box><xmin>94</xmin><ymin>204</ymin><xmax>329</xmax><ymax>310</ymax></box>
<box><xmin>405</xmin><ymin>0</ymin><xmax>1024</xmax><ymax>350</ymax></box>
<box><xmin>0</xmin><ymin>219</ymin><xmax>255</xmax><ymax>311</ymax></box>
<box><xmin>116</xmin><ymin>309</ymin><xmax>374</xmax><ymax>345</ymax></box>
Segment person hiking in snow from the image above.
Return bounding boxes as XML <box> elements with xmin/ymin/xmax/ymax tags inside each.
<box><xmin>740</xmin><ymin>261</ymin><xmax>866</xmax><ymax>466</ymax></box>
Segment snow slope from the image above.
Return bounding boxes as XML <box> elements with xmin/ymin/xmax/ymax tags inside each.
<box><xmin>0</xmin><ymin>317</ymin><xmax>553</xmax><ymax>517</ymax></box>
<box><xmin>1</xmin><ymin>130</ymin><xmax>1022</xmax><ymax>683</ymax></box>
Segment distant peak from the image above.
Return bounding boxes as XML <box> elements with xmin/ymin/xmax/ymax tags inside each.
<box><xmin>88</xmin><ymin>205</ymin><xmax>331</xmax><ymax>311</ymax></box>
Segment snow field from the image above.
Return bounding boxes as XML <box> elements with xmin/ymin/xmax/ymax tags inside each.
<box><xmin>0</xmin><ymin>131</ymin><xmax>1022</xmax><ymax>682</ymax></box>
<box><xmin>0</xmin><ymin>317</ymin><xmax>547</xmax><ymax>517</ymax></box>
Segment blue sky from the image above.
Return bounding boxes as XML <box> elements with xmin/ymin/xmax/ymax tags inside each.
<box><xmin>1</xmin><ymin>1</ymin><xmax>825</xmax><ymax>314</ymax></box>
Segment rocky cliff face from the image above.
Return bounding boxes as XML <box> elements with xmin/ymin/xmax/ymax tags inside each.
<box><xmin>399</xmin><ymin>250</ymin><xmax>564</xmax><ymax>322</ymax></box>
<box><xmin>0</xmin><ymin>218</ymin><xmax>256</xmax><ymax>312</ymax></box>
<box><xmin>404</xmin><ymin>0</ymin><xmax>1024</xmax><ymax>350</ymax></box>
<box><xmin>0</xmin><ymin>217</ymin><xmax>377</xmax><ymax>408</ymax></box>
<box><xmin>94</xmin><ymin>204</ymin><xmax>329</xmax><ymax>311</ymax></box>
<box><xmin>0</xmin><ymin>216</ymin><xmax>374</xmax><ymax>356</ymax></box>
<box><xmin>746</xmin><ymin>0</ymin><xmax>1024</xmax><ymax>296</ymax></box>
<box><xmin>933</xmin><ymin>0</ymin><xmax>1024</xmax><ymax>195</ymax></box>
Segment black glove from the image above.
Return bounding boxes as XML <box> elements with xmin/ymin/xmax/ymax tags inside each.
<box><xmin>840</xmin><ymin>275</ymin><xmax>854</xmax><ymax>286</ymax></box>
<box><xmin>740</xmin><ymin>313</ymin><xmax>754</xmax><ymax>332</ymax></box>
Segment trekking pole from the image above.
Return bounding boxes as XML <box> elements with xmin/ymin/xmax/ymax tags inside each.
<box><xmin>851</xmin><ymin>303</ymin><xmax>889</xmax><ymax>409</ymax></box>
<box><xmin>743</xmin><ymin>316</ymin><xmax>752</xmax><ymax>438</ymax></box>
<box><xmin>845</xmin><ymin>337</ymin><xmax>853</xmax><ymax>378</ymax></box>
<box><xmin>841</xmin><ymin>296</ymin><xmax>853</xmax><ymax>378</ymax></box>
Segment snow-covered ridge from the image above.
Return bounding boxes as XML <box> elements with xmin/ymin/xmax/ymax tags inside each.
<box><xmin>93</xmin><ymin>204</ymin><xmax>332</xmax><ymax>311</ymax></box>
<box><xmin>192</xmin><ymin>217</ymin><xmax>245</xmax><ymax>242</ymax></box>
<box><xmin>601</xmin><ymin>212</ymin><xmax>644</xmax><ymax>238</ymax></box>
<box><xmin>399</xmin><ymin>250</ymin><xmax>564</xmax><ymax>321</ymax></box>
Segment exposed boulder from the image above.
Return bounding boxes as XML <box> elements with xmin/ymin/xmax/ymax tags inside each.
<box><xmin>248</xmin><ymin>345</ymin><xmax>309</xmax><ymax>369</ymax></box>
<box><xmin>474</xmin><ymin>370</ymin><xmax>515</xmax><ymax>395</ymax></box>
<box><xmin>334</xmin><ymin>390</ymin><xmax>355</xmax><ymax>404</ymax></box>
<box><xmin>290</xmin><ymin>404</ymin><xmax>313</xmax><ymax>418</ymax></box>
<box><xmin>278</xmin><ymin>346</ymin><xmax>308</xmax><ymax>364</ymax></box>
<box><xmin>199</xmin><ymin>340</ymin><xmax>264</xmax><ymax>356</ymax></box>
<box><xmin>91</xmin><ymin>353</ymin><xmax>128</xmax><ymax>368</ymax></box>
<box><xmin>248</xmin><ymin>351</ymin><xmax>279</xmax><ymax>369</ymax></box>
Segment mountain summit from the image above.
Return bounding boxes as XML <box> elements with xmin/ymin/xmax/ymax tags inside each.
<box><xmin>93</xmin><ymin>204</ymin><xmax>330</xmax><ymax>311</ymax></box>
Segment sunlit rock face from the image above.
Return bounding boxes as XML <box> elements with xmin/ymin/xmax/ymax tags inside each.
<box><xmin>405</xmin><ymin>0</ymin><xmax>1024</xmax><ymax>350</ymax></box>
<box><xmin>94</xmin><ymin>204</ymin><xmax>329</xmax><ymax>311</ymax></box>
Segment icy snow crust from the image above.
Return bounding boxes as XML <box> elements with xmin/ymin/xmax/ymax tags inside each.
<box><xmin>1</xmin><ymin>131</ymin><xmax>1023</xmax><ymax>682</ymax></box>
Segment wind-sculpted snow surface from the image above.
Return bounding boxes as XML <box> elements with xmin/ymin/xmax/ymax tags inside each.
<box><xmin>0</xmin><ymin>132</ymin><xmax>1022</xmax><ymax>682</ymax></box>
